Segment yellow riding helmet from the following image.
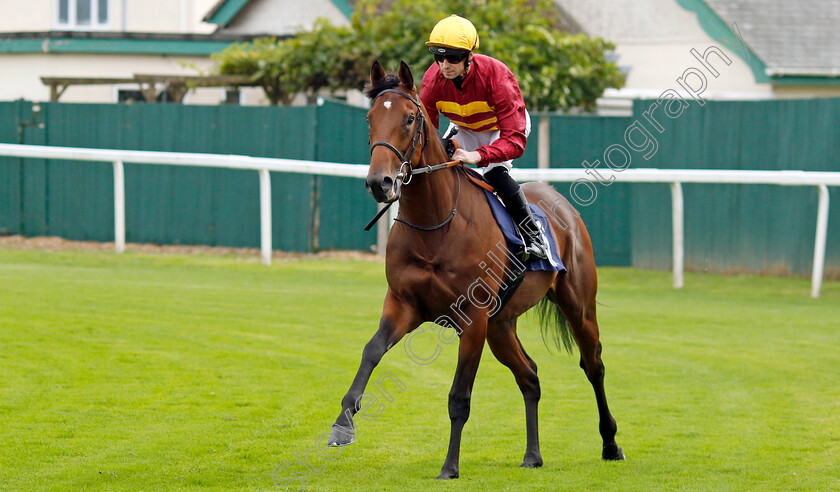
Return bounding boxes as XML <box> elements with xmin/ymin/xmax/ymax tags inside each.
<box><xmin>426</xmin><ymin>14</ymin><xmax>479</xmax><ymax>52</ymax></box>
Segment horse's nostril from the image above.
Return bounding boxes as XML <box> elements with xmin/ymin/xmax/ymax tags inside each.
<box><xmin>381</xmin><ymin>176</ymin><xmax>394</xmax><ymax>191</ymax></box>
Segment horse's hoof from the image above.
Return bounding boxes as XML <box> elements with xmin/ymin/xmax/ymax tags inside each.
<box><xmin>602</xmin><ymin>443</ymin><xmax>625</xmax><ymax>461</ymax></box>
<box><xmin>436</xmin><ymin>469</ymin><xmax>459</xmax><ymax>480</ymax></box>
<box><xmin>326</xmin><ymin>424</ymin><xmax>355</xmax><ymax>447</ymax></box>
<box><xmin>520</xmin><ymin>453</ymin><xmax>543</xmax><ymax>468</ymax></box>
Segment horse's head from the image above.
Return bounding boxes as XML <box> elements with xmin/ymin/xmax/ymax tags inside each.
<box><xmin>364</xmin><ymin>61</ymin><xmax>425</xmax><ymax>203</ymax></box>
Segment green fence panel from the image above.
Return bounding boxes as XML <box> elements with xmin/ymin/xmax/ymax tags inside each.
<box><xmin>516</xmin><ymin>113</ymin><xmax>539</xmax><ymax>168</ymax></box>
<box><xmin>629</xmin><ymin>183</ymin><xmax>672</xmax><ymax>271</ymax></box>
<box><xmin>545</xmin><ymin>114</ymin><xmax>635</xmax><ymax>266</ymax></box>
<box><xmin>38</xmin><ymin>103</ymin><xmax>317</xmax><ymax>251</ymax></box>
<box><xmin>38</xmin><ymin>103</ymin><xmax>115</xmax><ymax>242</ymax></box>
<box><xmin>631</xmin><ymin>98</ymin><xmax>840</xmax><ymax>277</ymax></box>
<box><xmin>0</xmin><ymin>101</ymin><xmax>26</xmax><ymax>236</ymax></box>
<box><xmin>0</xmin><ymin>101</ymin><xmax>50</xmax><ymax>237</ymax></box>
<box><xmin>18</xmin><ymin>102</ymin><xmax>49</xmax><ymax>237</ymax></box>
<box><xmin>314</xmin><ymin>100</ymin><xmax>377</xmax><ymax>251</ymax></box>
<box><xmin>3</xmin><ymin>97</ymin><xmax>837</xmax><ymax>275</ymax></box>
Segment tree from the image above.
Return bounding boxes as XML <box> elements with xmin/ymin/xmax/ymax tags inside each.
<box><xmin>211</xmin><ymin>0</ymin><xmax>624</xmax><ymax>111</ymax></box>
<box><xmin>211</xmin><ymin>37</ymin><xmax>293</xmax><ymax>105</ymax></box>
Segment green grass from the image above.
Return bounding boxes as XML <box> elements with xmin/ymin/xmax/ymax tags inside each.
<box><xmin>1</xmin><ymin>248</ymin><xmax>838</xmax><ymax>491</ymax></box>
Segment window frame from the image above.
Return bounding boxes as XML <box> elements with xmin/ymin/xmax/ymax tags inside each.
<box><xmin>56</xmin><ymin>0</ymin><xmax>111</xmax><ymax>31</ymax></box>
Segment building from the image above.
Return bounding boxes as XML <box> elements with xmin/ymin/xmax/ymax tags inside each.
<box><xmin>204</xmin><ymin>0</ymin><xmax>351</xmax><ymax>36</ymax></box>
<box><xmin>555</xmin><ymin>0</ymin><xmax>840</xmax><ymax>111</ymax></box>
<box><xmin>2</xmin><ymin>0</ymin><xmax>837</xmax><ymax>107</ymax></box>
<box><xmin>0</xmin><ymin>0</ymin><xmax>352</xmax><ymax>104</ymax></box>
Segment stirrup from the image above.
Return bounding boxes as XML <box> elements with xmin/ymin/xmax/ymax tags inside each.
<box><xmin>522</xmin><ymin>222</ymin><xmax>556</xmax><ymax>265</ymax></box>
<box><xmin>524</xmin><ymin>233</ymin><xmax>550</xmax><ymax>260</ymax></box>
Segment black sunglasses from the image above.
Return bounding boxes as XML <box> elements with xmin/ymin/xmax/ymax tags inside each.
<box><xmin>434</xmin><ymin>53</ymin><xmax>468</xmax><ymax>64</ymax></box>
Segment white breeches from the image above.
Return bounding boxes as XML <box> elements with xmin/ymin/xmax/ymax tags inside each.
<box><xmin>445</xmin><ymin>110</ymin><xmax>531</xmax><ymax>174</ymax></box>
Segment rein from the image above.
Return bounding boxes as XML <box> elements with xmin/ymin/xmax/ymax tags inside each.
<box><xmin>394</xmin><ymin>167</ymin><xmax>462</xmax><ymax>231</ymax></box>
<box><xmin>397</xmin><ymin>159</ymin><xmax>461</xmax><ymax>181</ymax></box>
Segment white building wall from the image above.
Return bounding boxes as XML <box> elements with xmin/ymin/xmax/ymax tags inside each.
<box><xmin>0</xmin><ymin>53</ymin><xmax>222</xmax><ymax>103</ymax></box>
<box><xmin>0</xmin><ymin>0</ymin><xmax>53</xmax><ymax>31</ymax></box>
<box><xmin>190</xmin><ymin>0</ymin><xmax>220</xmax><ymax>33</ymax></box>
<box><xmin>0</xmin><ymin>0</ymin><xmax>217</xmax><ymax>33</ymax></box>
<box><xmin>123</xmin><ymin>0</ymin><xmax>215</xmax><ymax>34</ymax></box>
<box><xmin>0</xmin><ymin>0</ymin><xmax>235</xmax><ymax>104</ymax></box>
<box><xmin>220</xmin><ymin>0</ymin><xmax>349</xmax><ymax>35</ymax></box>
<box><xmin>556</xmin><ymin>0</ymin><xmax>772</xmax><ymax>97</ymax></box>
<box><xmin>612</xmin><ymin>40</ymin><xmax>771</xmax><ymax>96</ymax></box>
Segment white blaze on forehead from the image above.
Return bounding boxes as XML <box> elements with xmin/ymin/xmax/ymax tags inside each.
<box><xmin>383</xmin><ymin>101</ymin><xmax>392</xmax><ymax>109</ymax></box>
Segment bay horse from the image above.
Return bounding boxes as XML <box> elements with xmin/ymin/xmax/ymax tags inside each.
<box><xmin>328</xmin><ymin>61</ymin><xmax>624</xmax><ymax>479</ymax></box>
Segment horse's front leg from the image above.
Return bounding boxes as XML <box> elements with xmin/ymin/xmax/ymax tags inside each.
<box><xmin>328</xmin><ymin>290</ymin><xmax>419</xmax><ymax>446</ymax></box>
<box><xmin>437</xmin><ymin>318</ymin><xmax>487</xmax><ymax>479</ymax></box>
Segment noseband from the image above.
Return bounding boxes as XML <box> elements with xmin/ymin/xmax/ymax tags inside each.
<box><xmin>369</xmin><ymin>89</ymin><xmax>427</xmax><ymax>185</ymax></box>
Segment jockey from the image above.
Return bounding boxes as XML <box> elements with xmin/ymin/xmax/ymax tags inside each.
<box><xmin>419</xmin><ymin>14</ymin><xmax>550</xmax><ymax>261</ymax></box>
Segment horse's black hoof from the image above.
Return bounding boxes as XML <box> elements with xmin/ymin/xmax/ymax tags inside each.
<box><xmin>436</xmin><ymin>469</ymin><xmax>459</xmax><ymax>479</ymax></box>
<box><xmin>326</xmin><ymin>424</ymin><xmax>355</xmax><ymax>447</ymax></box>
<box><xmin>520</xmin><ymin>453</ymin><xmax>543</xmax><ymax>468</ymax></box>
<box><xmin>602</xmin><ymin>443</ymin><xmax>625</xmax><ymax>461</ymax></box>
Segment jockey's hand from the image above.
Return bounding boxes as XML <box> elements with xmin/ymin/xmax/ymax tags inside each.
<box><xmin>452</xmin><ymin>149</ymin><xmax>482</xmax><ymax>165</ymax></box>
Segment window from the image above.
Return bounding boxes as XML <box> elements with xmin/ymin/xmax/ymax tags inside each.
<box><xmin>57</xmin><ymin>0</ymin><xmax>109</xmax><ymax>29</ymax></box>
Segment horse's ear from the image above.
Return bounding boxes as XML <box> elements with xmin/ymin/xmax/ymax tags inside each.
<box><xmin>398</xmin><ymin>61</ymin><xmax>414</xmax><ymax>90</ymax></box>
<box><xmin>371</xmin><ymin>60</ymin><xmax>386</xmax><ymax>85</ymax></box>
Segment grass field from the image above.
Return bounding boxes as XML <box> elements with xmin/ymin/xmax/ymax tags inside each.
<box><xmin>1</xmin><ymin>247</ymin><xmax>839</xmax><ymax>491</ymax></box>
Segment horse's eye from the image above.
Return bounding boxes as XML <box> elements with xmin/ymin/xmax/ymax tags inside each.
<box><xmin>407</xmin><ymin>114</ymin><xmax>415</xmax><ymax>125</ymax></box>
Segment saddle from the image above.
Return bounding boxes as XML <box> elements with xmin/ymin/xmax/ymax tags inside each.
<box><xmin>457</xmin><ymin>164</ymin><xmax>566</xmax><ymax>318</ymax></box>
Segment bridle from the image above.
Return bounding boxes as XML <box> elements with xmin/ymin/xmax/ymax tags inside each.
<box><xmin>369</xmin><ymin>89</ymin><xmax>427</xmax><ymax>185</ymax></box>
<box><xmin>366</xmin><ymin>88</ymin><xmax>462</xmax><ymax>231</ymax></box>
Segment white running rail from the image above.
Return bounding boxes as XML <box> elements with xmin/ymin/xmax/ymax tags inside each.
<box><xmin>1</xmin><ymin>143</ymin><xmax>837</xmax><ymax>297</ymax></box>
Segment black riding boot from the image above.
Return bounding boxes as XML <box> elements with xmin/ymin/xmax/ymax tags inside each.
<box><xmin>484</xmin><ymin>167</ymin><xmax>550</xmax><ymax>261</ymax></box>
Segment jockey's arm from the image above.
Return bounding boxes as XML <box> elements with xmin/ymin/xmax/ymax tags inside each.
<box><xmin>474</xmin><ymin>72</ymin><xmax>528</xmax><ymax>166</ymax></box>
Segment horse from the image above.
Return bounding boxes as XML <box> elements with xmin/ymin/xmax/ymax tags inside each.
<box><xmin>328</xmin><ymin>60</ymin><xmax>624</xmax><ymax>479</ymax></box>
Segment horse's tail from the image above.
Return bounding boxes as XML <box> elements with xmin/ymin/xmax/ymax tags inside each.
<box><xmin>534</xmin><ymin>296</ymin><xmax>575</xmax><ymax>354</ymax></box>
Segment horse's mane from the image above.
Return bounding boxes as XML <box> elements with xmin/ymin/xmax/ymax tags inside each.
<box><xmin>364</xmin><ymin>74</ymin><xmax>401</xmax><ymax>100</ymax></box>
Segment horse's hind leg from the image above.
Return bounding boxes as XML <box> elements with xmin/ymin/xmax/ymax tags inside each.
<box><xmin>555</xmin><ymin>281</ymin><xmax>625</xmax><ymax>460</ymax></box>
<box><xmin>486</xmin><ymin>319</ymin><xmax>542</xmax><ymax>468</ymax></box>
<box><xmin>578</xmin><ymin>333</ymin><xmax>624</xmax><ymax>460</ymax></box>
<box><xmin>328</xmin><ymin>290</ymin><xmax>419</xmax><ymax>446</ymax></box>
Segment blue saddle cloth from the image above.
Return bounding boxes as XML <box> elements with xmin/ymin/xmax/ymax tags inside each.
<box><xmin>482</xmin><ymin>189</ymin><xmax>566</xmax><ymax>273</ymax></box>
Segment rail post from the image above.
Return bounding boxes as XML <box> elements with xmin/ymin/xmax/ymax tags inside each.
<box><xmin>113</xmin><ymin>161</ymin><xmax>125</xmax><ymax>254</ymax></box>
<box><xmin>811</xmin><ymin>184</ymin><xmax>830</xmax><ymax>298</ymax></box>
<box><xmin>259</xmin><ymin>168</ymin><xmax>272</xmax><ymax>266</ymax></box>
<box><xmin>670</xmin><ymin>181</ymin><xmax>684</xmax><ymax>289</ymax></box>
